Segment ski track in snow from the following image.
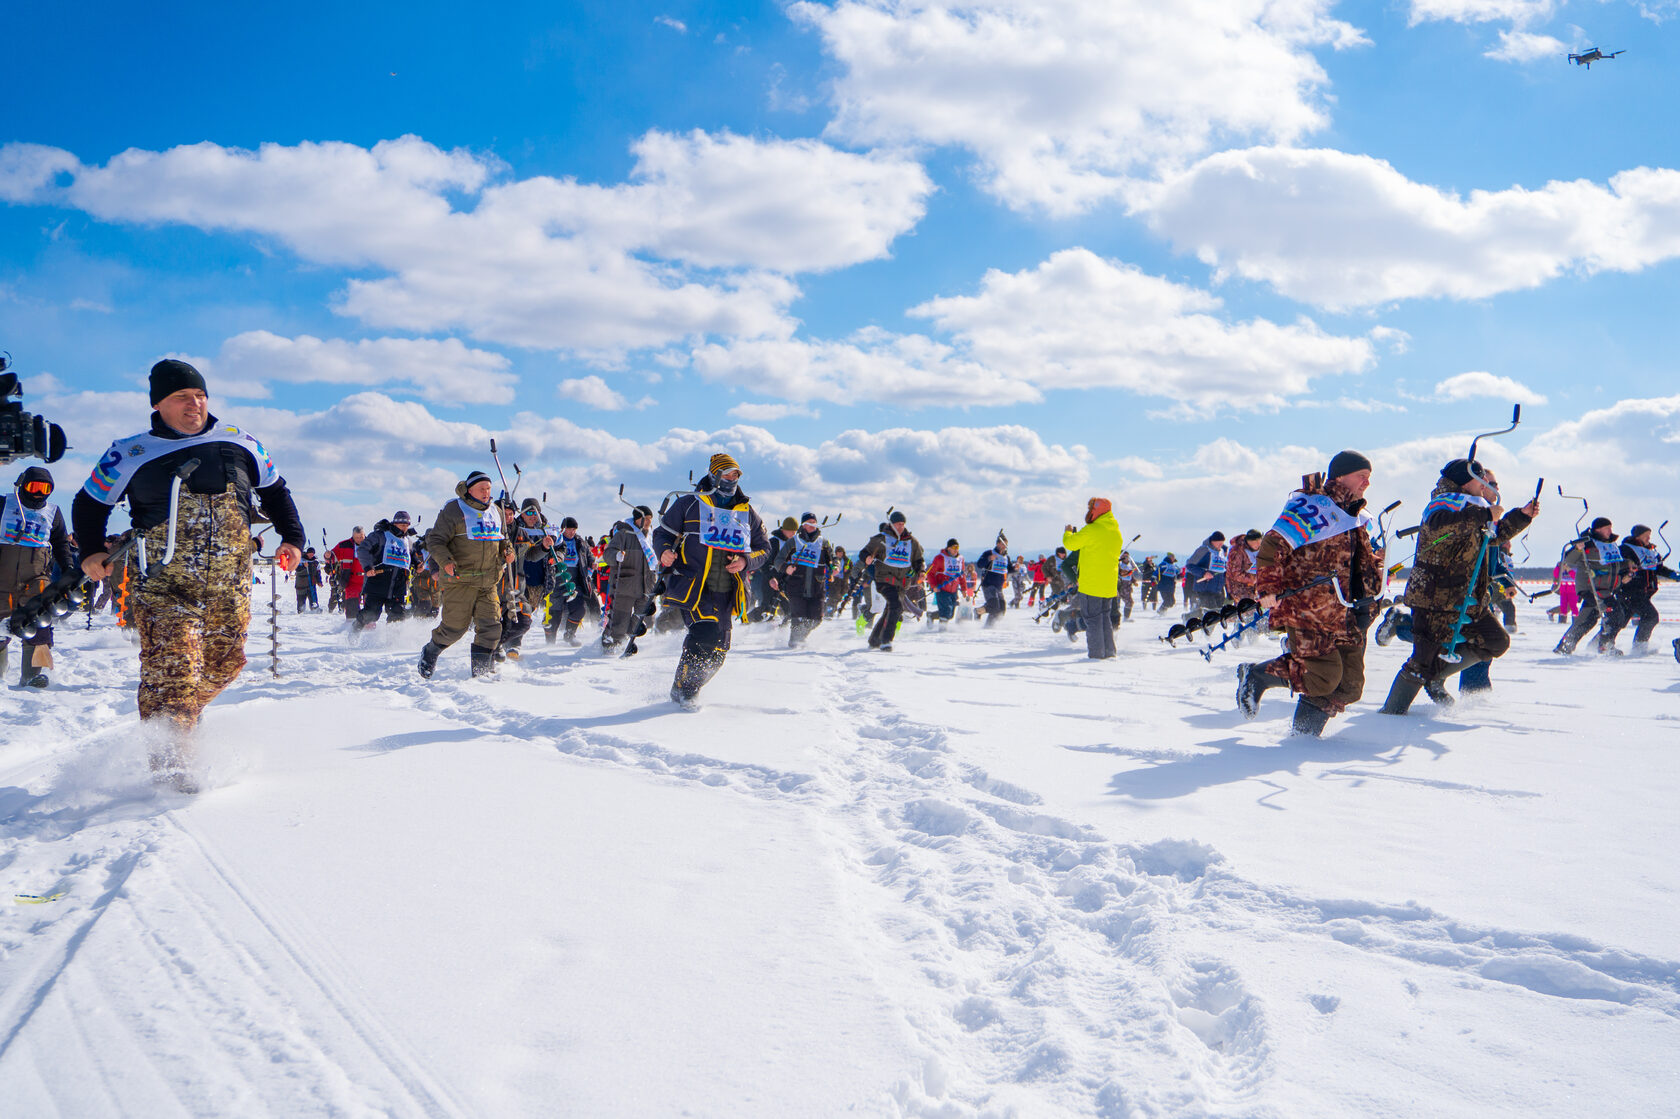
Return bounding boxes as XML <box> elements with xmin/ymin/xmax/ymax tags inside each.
<box><xmin>2</xmin><ymin>594</ymin><xmax>1679</xmax><ymax>1116</ymax></box>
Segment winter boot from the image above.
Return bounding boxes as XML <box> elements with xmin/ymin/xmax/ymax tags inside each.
<box><xmin>417</xmin><ymin>641</ymin><xmax>442</xmax><ymax>679</ymax></box>
<box><xmin>1236</xmin><ymin>662</ymin><xmax>1287</xmax><ymax>720</ymax></box>
<box><xmin>1373</xmin><ymin>607</ymin><xmax>1402</xmax><ymax>647</ymax></box>
<box><xmin>563</xmin><ymin>621</ymin><xmax>582</xmax><ymax>647</ymax></box>
<box><xmin>1597</xmin><ymin>641</ymin><xmax>1624</xmax><ymax>657</ymax></box>
<box><xmin>1288</xmin><ymin>698</ymin><xmax>1331</xmax><ymax>738</ymax></box>
<box><xmin>544</xmin><ymin>626</ymin><xmax>559</xmax><ymax>645</ymax></box>
<box><xmin>19</xmin><ymin>646</ymin><xmax>49</xmax><ymax>688</ymax></box>
<box><xmin>469</xmin><ymin>644</ymin><xmax>497</xmax><ymax>678</ymax></box>
<box><xmin>1379</xmin><ymin>669</ymin><xmax>1424</xmax><ymax>715</ymax></box>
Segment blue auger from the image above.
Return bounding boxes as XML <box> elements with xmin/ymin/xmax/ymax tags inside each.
<box><xmin>1033</xmin><ymin>588</ymin><xmax>1071</xmax><ymax>622</ymax></box>
<box><xmin>1160</xmin><ymin>575</ymin><xmax>1338</xmax><ymax>661</ymax></box>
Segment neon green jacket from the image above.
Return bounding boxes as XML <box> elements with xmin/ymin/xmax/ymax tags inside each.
<box><xmin>1062</xmin><ymin>512</ymin><xmax>1124</xmax><ymax>597</ymax></box>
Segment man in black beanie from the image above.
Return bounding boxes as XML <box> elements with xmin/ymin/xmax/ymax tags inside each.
<box><xmin>1236</xmin><ymin>449</ymin><xmax>1385</xmax><ymax>737</ymax></box>
<box><xmin>74</xmin><ymin>358</ymin><xmax>306</xmax><ymax>791</ymax></box>
<box><xmin>1597</xmin><ymin>523</ymin><xmax>1678</xmax><ymax>654</ymax></box>
<box><xmin>1555</xmin><ymin>515</ymin><xmax>1630</xmax><ymax>655</ymax></box>
<box><xmin>1378</xmin><ymin>458</ymin><xmax>1537</xmax><ymax>714</ymax></box>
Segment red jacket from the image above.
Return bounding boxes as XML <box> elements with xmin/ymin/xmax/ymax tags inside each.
<box><xmin>929</xmin><ymin>551</ymin><xmax>965</xmax><ymax>593</ymax></box>
<box><xmin>332</xmin><ymin>539</ymin><xmax>365</xmax><ymax>597</ymax></box>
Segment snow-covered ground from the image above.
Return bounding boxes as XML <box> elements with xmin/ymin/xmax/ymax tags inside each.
<box><xmin>3</xmin><ymin>577</ymin><xmax>1678</xmax><ymax>1117</ymax></box>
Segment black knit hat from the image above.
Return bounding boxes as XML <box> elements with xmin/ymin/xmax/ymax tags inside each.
<box><xmin>1440</xmin><ymin>458</ymin><xmax>1484</xmax><ymax>487</ymax></box>
<box><xmin>1208</xmin><ymin>531</ymin><xmax>1226</xmax><ymax>542</ymax></box>
<box><xmin>946</xmin><ymin>538</ymin><xmax>959</xmax><ymax>548</ymax></box>
<box><xmin>520</xmin><ymin>497</ymin><xmax>542</xmax><ymax>513</ymax></box>
<box><xmin>1327</xmin><ymin>450</ymin><xmax>1373</xmax><ymax>480</ymax></box>
<box><xmin>391</xmin><ymin>510</ymin><xmax>411</xmax><ymax>524</ymax></box>
<box><xmin>1591</xmin><ymin>516</ymin><xmax>1612</xmax><ymax>531</ymax></box>
<box><xmin>1630</xmin><ymin>523</ymin><xmax>1651</xmax><ymax>539</ymax></box>
<box><xmin>561</xmin><ymin>516</ymin><xmax>579</xmax><ymax>529</ymax></box>
<box><xmin>150</xmin><ymin>358</ymin><xmax>207</xmax><ymax>406</ymax></box>
<box><xmin>463</xmin><ymin>470</ymin><xmax>492</xmax><ymax>489</ymax></box>
<box><xmin>801</xmin><ymin>511</ymin><xmax>817</xmax><ymax>523</ymax></box>
<box><xmin>889</xmin><ymin>511</ymin><xmax>907</xmax><ymax>525</ymax></box>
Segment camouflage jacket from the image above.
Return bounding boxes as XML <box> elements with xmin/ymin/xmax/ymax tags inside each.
<box><xmin>1401</xmin><ymin>478</ymin><xmax>1531</xmax><ymax>615</ymax></box>
<box><xmin>1255</xmin><ymin>473</ymin><xmax>1384</xmax><ymax>635</ymax></box>
<box><xmin>1224</xmin><ymin>541</ymin><xmax>1258</xmax><ymax>600</ymax></box>
<box><xmin>1560</xmin><ymin>533</ymin><xmax>1627</xmax><ymax>601</ymax></box>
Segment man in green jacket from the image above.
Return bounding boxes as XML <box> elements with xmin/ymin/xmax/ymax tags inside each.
<box><xmin>418</xmin><ymin>470</ymin><xmax>517</xmax><ymax>679</ymax></box>
<box><xmin>1062</xmin><ymin>497</ymin><xmax>1124</xmax><ymax>659</ymax></box>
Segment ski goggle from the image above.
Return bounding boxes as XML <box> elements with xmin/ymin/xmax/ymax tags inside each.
<box><xmin>20</xmin><ymin>480</ymin><xmax>52</xmax><ymax>496</ymax></box>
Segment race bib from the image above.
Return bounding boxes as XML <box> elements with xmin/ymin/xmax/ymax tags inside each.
<box><xmin>1590</xmin><ymin>538</ymin><xmax>1624</xmax><ymax>566</ymax></box>
<box><xmin>456</xmin><ymin>499</ymin><xmax>505</xmax><ymax>542</ymax></box>
<box><xmin>884</xmin><ymin>537</ymin><xmax>913</xmax><ymax>568</ymax></box>
<box><xmin>989</xmin><ymin>553</ymin><xmax>1009</xmax><ymax>574</ymax></box>
<box><xmin>83</xmin><ymin>422</ymin><xmax>280</xmax><ymax>505</ymax></box>
<box><xmin>635</xmin><ymin>529</ymin><xmax>658</xmax><ymax>568</ymax></box>
<box><xmin>381</xmin><ymin>531</ymin><xmax>411</xmax><ymax>567</ymax></box>
<box><xmin>1209</xmin><ymin>550</ymin><xmax>1228</xmax><ymax>574</ymax></box>
<box><xmin>698</xmin><ymin>502</ymin><xmax>753</xmax><ymax>554</ymax></box>
<box><xmin>0</xmin><ymin>494</ymin><xmax>51</xmax><ymax>547</ymax></box>
<box><xmin>1271</xmin><ymin>493</ymin><xmax>1371</xmax><ymax>550</ymax></box>
<box><xmin>562</xmin><ymin>536</ymin><xmax>580</xmax><ymax>565</ymax></box>
<box><xmin>1625</xmin><ymin>543</ymin><xmax>1661</xmax><ymax>571</ymax></box>
<box><xmin>1422</xmin><ymin>491</ymin><xmax>1491</xmax><ymax>523</ymax></box>
<box><xmin>791</xmin><ymin>536</ymin><xmax>823</xmax><ymax>568</ymax></box>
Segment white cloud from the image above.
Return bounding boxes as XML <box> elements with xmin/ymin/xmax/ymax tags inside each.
<box><xmin>0</xmin><ymin>143</ymin><xmax>79</xmax><ymax>203</ymax></box>
<box><xmin>0</xmin><ymin>132</ymin><xmax>932</xmax><ymax>357</ymax></box>
<box><xmin>728</xmin><ymin>402</ymin><xmax>820</xmax><ymax>421</ymax></box>
<box><xmin>1409</xmin><ymin>0</ymin><xmax>1555</xmax><ymax>25</ymax></box>
<box><xmin>698</xmin><ymin>249</ymin><xmax>1374</xmax><ymax>412</ymax></box>
<box><xmin>1433</xmin><ymin>371</ymin><xmax>1548</xmax><ymax>405</ymax></box>
<box><xmin>208</xmin><ymin>331</ymin><xmax>517</xmax><ymax>404</ymax></box>
<box><xmin>1147</xmin><ymin>147</ymin><xmax>1680</xmax><ymax>309</ymax></box>
<box><xmin>556</xmin><ymin>375</ymin><xmax>654</xmax><ymax>411</ymax></box>
<box><xmin>1484</xmin><ymin>29</ymin><xmax>1567</xmax><ymax>61</ymax></box>
<box><xmin>792</xmin><ymin>0</ymin><xmax>1365</xmax><ymax>214</ymax></box>
<box><xmin>655</xmin><ymin>15</ymin><xmax>687</xmax><ymax>32</ymax></box>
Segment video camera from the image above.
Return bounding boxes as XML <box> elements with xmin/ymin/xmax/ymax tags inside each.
<box><xmin>0</xmin><ymin>352</ymin><xmax>67</xmax><ymax>465</ymax></box>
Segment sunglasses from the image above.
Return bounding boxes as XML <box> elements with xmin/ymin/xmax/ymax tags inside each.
<box><xmin>21</xmin><ymin>480</ymin><xmax>52</xmax><ymax>496</ymax></box>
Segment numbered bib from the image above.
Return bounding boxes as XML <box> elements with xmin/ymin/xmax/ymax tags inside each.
<box><xmin>381</xmin><ymin>531</ymin><xmax>411</xmax><ymax>568</ymax></box>
<box><xmin>0</xmin><ymin>494</ymin><xmax>51</xmax><ymax>547</ymax></box>
<box><xmin>1590</xmin><ymin>538</ymin><xmax>1624</xmax><ymax>566</ymax></box>
<box><xmin>791</xmin><ymin>536</ymin><xmax>823</xmax><ymax>568</ymax></box>
<box><xmin>1625</xmin><ymin>543</ymin><xmax>1660</xmax><ymax>571</ymax></box>
<box><xmin>1209</xmin><ymin>550</ymin><xmax>1228</xmax><ymax>574</ymax></box>
<box><xmin>884</xmin><ymin>537</ymin><xmax>913</xmax><ymax>568</ymax></box>
<box><xmin>698</xmin><ymin>502</ymin><xmax>753</xmax><ymax>554</ymax></box>
<box><xmin>561</xmin><ymin>536</ymin><xmax>580</xmax><ymax>565</ymax></box>
<box><xmin>988</xmin><ymin>553</ymin><xmax>1009</xmax><ymax>575</ymax></box>
<box><xmin>1271</xmin><ymin>493</ymin><xmax>1370</xmax><ymax>550</ymax></box>
<box><xmin>456</xmin><ymin>499</ymin><xmax>505</xmax><ymax>542</ymax></box>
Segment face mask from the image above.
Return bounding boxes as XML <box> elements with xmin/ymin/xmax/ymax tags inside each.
<box><xmin>712</xmin><ymin>473</ymin><xmax>738</xmax><ymax>498</ymax></box>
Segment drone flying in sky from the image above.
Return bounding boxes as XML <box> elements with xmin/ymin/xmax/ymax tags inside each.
<box><xmin>1568</xmin><ymin>47</ymin><xmax>1624</xmax><ymax>68</ymax></box>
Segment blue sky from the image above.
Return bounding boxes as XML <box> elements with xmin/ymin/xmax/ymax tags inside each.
<box><xmin>3</xmin><ymin>0</ymin><xmax>1678</xmax><ymax>558</ymax></box>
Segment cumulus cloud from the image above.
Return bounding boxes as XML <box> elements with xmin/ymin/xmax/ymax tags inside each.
<box><xmin>1432</xmin><ymin>371</ymin><xmax>1548</xmax><ymax>405</ymax></box>
<box><xmin>699</xmin><ymin>249</ymin><xmax>1376</xmax><ymax>412</ymax></box>
<box><xmin>0</xmin><ymin>132</ymin><xmax>932</xmax><ymax>357</ymax></box>
<box><xmin>792</xmin><ymin>0</ymin><xmax>1365</xmax><ymax>214</ymax></box>
<box><xmin>1409</xmin><ymin>0</ymin><xmax>1556</xmax><ymax>25</ymax></box>
<box><xmin>1146</xmin><ymin>147</ymin><xmax>1680</xmax><ymax>309</ymax></box>
<box><xmin>1484</xmin><ymin>29</ymin><xmax>1567</xmax><ymax>61</ymax></box>
<box><xmin>208</xmin><ymin>331</ymin><xmax>517</xmax><ymax>404</ymax></box>
<box><xmin>556</xmin><ymin>375</ymin><xmax>655</xmax><ymax>411</ymax></box>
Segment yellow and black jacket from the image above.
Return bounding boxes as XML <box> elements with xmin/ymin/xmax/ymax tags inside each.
<box><xmin>653</xmin><ymin>483</ymin><xmax>770</xmax><ymax>621</ymax></box>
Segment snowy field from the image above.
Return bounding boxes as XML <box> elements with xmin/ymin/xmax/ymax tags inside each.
<box><xmin>2</xmin><ymin>576</ymin><xmax>1678</xmax><ymax>1118</ymax></box>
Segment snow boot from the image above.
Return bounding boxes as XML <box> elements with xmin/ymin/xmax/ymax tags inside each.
<box><xmin>19</xmin><ymin>646</ymin><xmax>48</xmax><ymax>689</ymax></box>
<box><xmin>1379</xmin><ymin>670</ymin><xmax>1424</xmax><ymax>715</ymax></box>
<box><xmin>1597</xmin><ymin>641</ymin><xmax>1624</xmax><ymax>657</ymax></box>
<box><xmin>1236</xmin><ymin>662</ymin><xmax>1286</xmax><ymax>720</ymax></box>
<box><xmin>1373</xmin><ymin>607</ymin><xmax>1402</xmax><ymax>647</ymax></box>
<box><xmin>563</xmin><ymin>621</ymin><xmax>581</xmax><ymax>647</ymax></box>
<box><xmin>417</xmin><ymin>641</ymin><xmax>441</xmax><ymax>679</ymax></box>
<box><xmin>1287</xmin><ymin>698</ymin><xmax>1331</xmax><ymax>738</ymax></box>
<box><xmin>469</xmin><ymin>644</ymin><xmax>497</xmax><ymax>678</ymax></box>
